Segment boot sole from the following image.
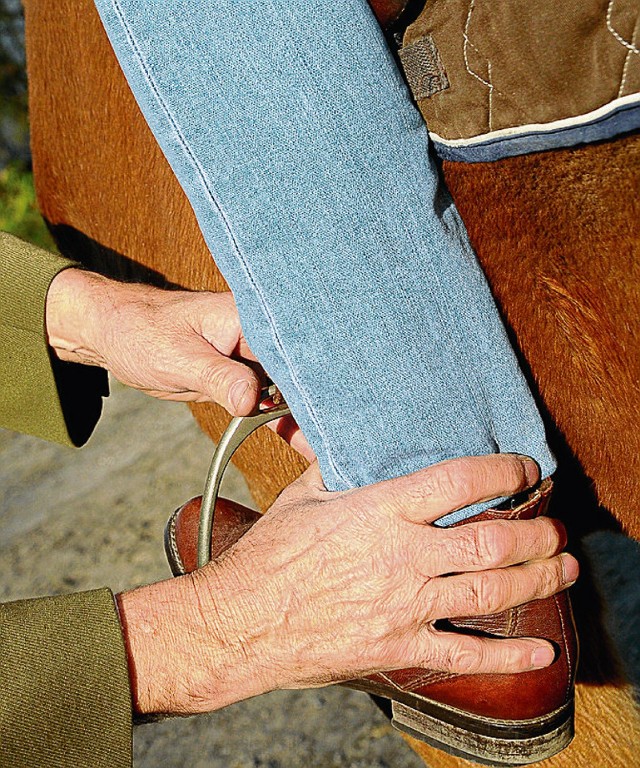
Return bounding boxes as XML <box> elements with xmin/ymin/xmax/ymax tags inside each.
<box><xmin>345</xmin><ymin>681</ymin><xmax>574</xmax><ymax>766</ymax></box>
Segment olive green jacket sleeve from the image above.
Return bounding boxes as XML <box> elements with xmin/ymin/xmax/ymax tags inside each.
<box><xmin>0</xmin><ymin>590</ymin><xmax>133</xmax><ymax>768</ymax></box>
<box><xmin>0</xmin><ymin>231</ymin><xmax>108</xmax><ymax>446</ymax></box>
<box><xmin>0</xmin><ymin>233</ymin><xmax>132</xmax><ymax>766</ymax></box>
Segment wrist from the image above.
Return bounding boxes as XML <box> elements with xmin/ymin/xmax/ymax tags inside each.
<box><xmin>45</xmin><ymin>267</ymin><xmax>112</xmax><ymax>367</ymax></box>
<box><xmin>116</xmin><ymin>565</ymin><xmax>275</xmax><ymax>716</ymax></box>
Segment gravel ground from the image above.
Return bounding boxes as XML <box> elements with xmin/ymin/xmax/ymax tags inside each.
<box><xmin>1</xmin><ymin>379</ymin><xmax>638</xmax><ymax>767</ymax></box>
<box><xmin>0</xmin><ymin>380</ymin><xmax>424</xmax><ymax>768</ymax></box>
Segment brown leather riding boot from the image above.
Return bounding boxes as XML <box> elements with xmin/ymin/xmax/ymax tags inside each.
<box><xmin>164</xmin><ymin>479</ymin><xmax>577</xmax><ymax>767</ymax></box>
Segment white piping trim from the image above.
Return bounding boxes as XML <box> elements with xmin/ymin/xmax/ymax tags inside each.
<box><xmin>429</xmin><ymin>91</ymin><xmax>640</xmax><ymax>148</ymax></box>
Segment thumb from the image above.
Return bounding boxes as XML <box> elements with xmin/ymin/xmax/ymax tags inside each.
<box><xmin>194</xmin><ymin>353</ymin><xmax>262</xmax><ymax>414</ymax></box>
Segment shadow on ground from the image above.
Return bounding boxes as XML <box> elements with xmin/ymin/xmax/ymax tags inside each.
<box><xmin>0</xmin><ymin>380</ymin><xmax>426</xmax><ymax>768</ymax></box>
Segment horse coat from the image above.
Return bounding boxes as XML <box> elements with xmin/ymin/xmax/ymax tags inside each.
<box><xmin>22</xmin><ymin>0</ymin><xmax>640</xmax><ymax>766</ymax></box>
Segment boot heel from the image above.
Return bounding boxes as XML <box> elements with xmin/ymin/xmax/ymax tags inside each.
<box><xmin>391</xmin><ymin>698</ymin><xmax>574</xmax><ymax>766</ymax></box>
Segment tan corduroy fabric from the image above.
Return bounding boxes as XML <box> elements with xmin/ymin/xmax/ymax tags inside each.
<box><xmin>402</xmin><ymin>0</ymin><xmax>640</xmax><ymax>141</ymax></box>
<box><xmin>0</xmin><ymin>589</ymin><xmax>132</xmax><ymax>768</ymax></box>
<box><xmin>0</xmin><ymin>231</ymin><xmax>108</xmax><ymax>446</ymax></box>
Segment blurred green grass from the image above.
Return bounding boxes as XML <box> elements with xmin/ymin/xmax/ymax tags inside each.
<box><xmin>0</xmin><ymin>161</ymin><xmax>57</xmax><ymax>251</ymax></box>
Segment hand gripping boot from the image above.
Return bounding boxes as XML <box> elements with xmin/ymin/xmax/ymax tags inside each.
<box><xmin>165</xmin><ymin>479</ymin><xmax>577</xmax><ymax>767</ymax></box>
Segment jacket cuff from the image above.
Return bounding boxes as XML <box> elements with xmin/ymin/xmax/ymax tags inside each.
<box><xmin>0</xmin><ymin>588</ymin><xmax>132</xmax><ymax>768</ymax></box>
<box><xmin>0</xmin><ymin>232</ymin><xmax>108</xmax><ymax>446</ymax></box>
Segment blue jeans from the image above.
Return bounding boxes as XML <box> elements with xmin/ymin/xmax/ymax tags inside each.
<box><xmin>93</xmin><ymin>0</ymin><xmax>555</xmax><ymax>522</ymax></box>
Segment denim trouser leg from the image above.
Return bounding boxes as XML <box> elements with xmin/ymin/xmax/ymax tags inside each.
<box><xmin>93</xmin><ymin>0</ymin><xmax>556</xmax><ymax>521</ymax></box>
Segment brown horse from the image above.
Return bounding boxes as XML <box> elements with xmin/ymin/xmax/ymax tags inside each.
<box><xmin>22</xmin><ymin>1</ymin><xmax>640</xmax><ymax>766</ymax></box>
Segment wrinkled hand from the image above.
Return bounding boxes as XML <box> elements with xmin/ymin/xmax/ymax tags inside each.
<box><xmin>117</xmin><ymin>453</ymin><xmax>577</xmax><ymax>715</ymax></box>
<box><xmin>45</xmin><ymin>268</ymin><xmax>261</xmax><ymax>415</ymax></box>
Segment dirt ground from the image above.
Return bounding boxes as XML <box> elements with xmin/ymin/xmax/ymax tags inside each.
<box><xmin>1</xmin><ymin>379</ymin><xmax>638</xmax><ymax>767</ymax></box>
<box><xmin>0</xmin><ymin>379</ymin><xmax>425</xmax><ymax>768</ymax></box>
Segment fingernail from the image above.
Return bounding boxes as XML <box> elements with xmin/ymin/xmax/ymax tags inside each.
<box><xmin>229</xmin><ymin>380</ymin><xmax>252</xmax><ymax>413</ymax></box>
<box><xmin>531</xmin><ymin>645</ymin><xmax>555</xmax><ymax>669</ymax></box>
<box><xmin>561</xmin><ymin>553</ymin><xmax>579</xmax><ymax>585</ymax></box>
<box><xmin>516</xmin><ymin>455</ymin><xmax>539</xmax><ymax>487</ymax></box>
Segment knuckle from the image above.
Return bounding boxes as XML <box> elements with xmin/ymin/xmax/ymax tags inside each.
<box><xmin>535</xmin><ymin>560</ymin><xmax>563</xmax><ymax>598</ymax></box>
<box><xmin>458</xmin><ymin>522</ymin><xmax>513</xmax><ymax>568</ymax></box>
<box><xmin>199</xmin><ymin>362</ymin><xmax>227</xmax><ymax>390</ymax></box>
<box><xmin>448</xmin><ymin>527</ymin><xmax>486</xmax><ymax>568</ymax></box>
<box><xmin>465</xmin><ymin>572</ymin><xmax>505</xmax><ymax>615</ymax></box>
<box><xmin>484</xmin><ymin>523</ymin><xmax>517</xmax><ymax>566</ymax></box>
<box><xmin>503</xmin><ymin>454</ymin><xmax>529</xmax><ymax>489</ymax></box>
<box><xmin>446</xmin><ymin>637</ymin><xmax>484</xmax><ymax>675</ymax></box>
<box><xmin>401</xmin><ymin>478</ymin><xmax>439</xmax><ymax>513</ymax></box>
<box><xmin>425</xmin><ymin>461</ymin><xmax>472</xmax><ymax>508</ymax></box>
<box><xmin>543</xmin><ymin>517</ymin><xmax>567</xmax><ymax>554</ymax></box>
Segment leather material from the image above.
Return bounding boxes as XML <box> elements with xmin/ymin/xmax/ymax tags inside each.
<box><xmin>166</xmin><ymin>478</ymin><xmax>577</xmax><ymax>725</ymax></box>
<box><xmin>165</xmin><ymin>496</ymin><xmax>261</xmax><ymax>575</ymax></box>
<box><xmin>365</xmin><ymin>590</ymin><xmax>576</xmax><ymax>721</ymax></box>
<box><xmin>368</xmin><ymin>0</ymin><xmax>411</xmax><ymax>29</ymax></box>
<box><xmin>360</xmin><ymin>479</ymin><xmax>578</xmax><ymax>722</ymax></box>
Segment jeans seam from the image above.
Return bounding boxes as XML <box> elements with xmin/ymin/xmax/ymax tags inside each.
<box><xmin>109</xmin><ymin>0</ymin><xmax>354</xmax><ymax>488</ymax></box>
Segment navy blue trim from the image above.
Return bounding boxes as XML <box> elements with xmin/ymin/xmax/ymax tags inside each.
<box><xmin>432</xmin><ymin>99</ymin><xmax>640</xmax><ymax>163</ymax></box>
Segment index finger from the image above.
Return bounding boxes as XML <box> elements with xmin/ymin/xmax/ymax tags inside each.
<box><xmin>267</xmin><ymin>415</ymin><xmax>316</xmax><ymax>462</ymax></box>
<box><xmin>361</xmin><ymin>454</ymin><xmax>539</xmax><ymax>525</ymax></box>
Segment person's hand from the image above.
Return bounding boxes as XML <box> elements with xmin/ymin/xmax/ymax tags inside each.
<box><xmin>45</xmin><ymin>268</ymin><xmax>261</xmax><ymax>415</ymax></box>
<box><xmin>116</xmin><ymin>453</ymin><xmax>577</xmax><ymax>715</ymax></box>
<box><xmin>46</xmin><ymin>267</ymin><xmax>315</xmax><ymax>455</ymax></box>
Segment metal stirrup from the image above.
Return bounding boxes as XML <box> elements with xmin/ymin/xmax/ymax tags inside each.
<box><xmin>197</xmin><ymin>390</ymin><xmax>291</xmax><ymax>568</ymax></box>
